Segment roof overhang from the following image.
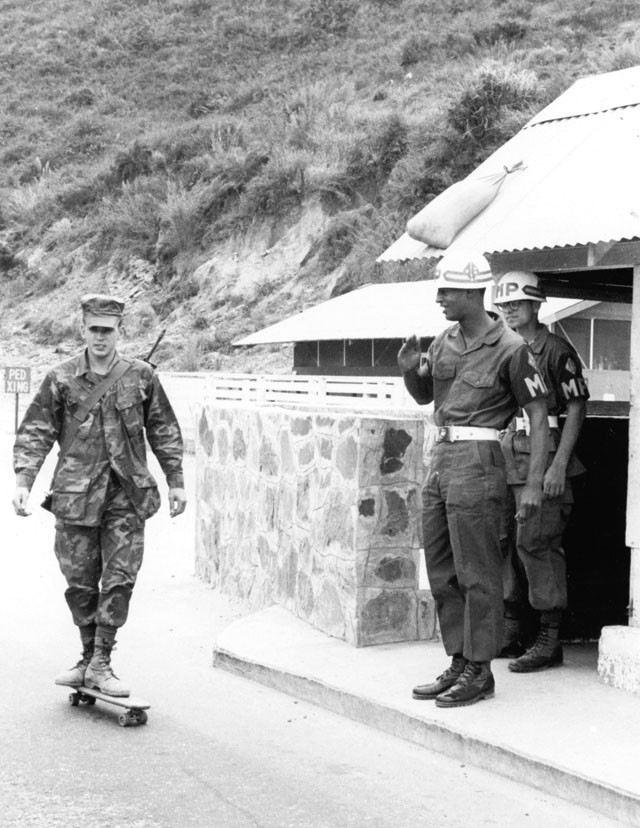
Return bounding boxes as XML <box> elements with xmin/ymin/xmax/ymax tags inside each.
<box><xmin>234</xmin><ymin>281</ymin><xmax>595</xmax><ymax>346</ymax></box>
<box><xmin>377</xmin><ymin>67</ymin><xmax>640</xmax><ymax>273</ymax></box>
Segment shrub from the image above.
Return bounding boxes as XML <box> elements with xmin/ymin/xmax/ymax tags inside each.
<box><xmin>235</xmin><ymin>159</ymin><xmax>304</xmax><ymax>223</ymax></box>
<box><xmin>157</xmin><ymin>181</ymin><xmax>209</xmax><ymax>258</ymax></box>
<box><xmin>382</xmin><ymin>151</ymin><xmax>452</xmax><ymax>217</ymax></box>
<box><xmin>308</xmin><ymin>206</ymin><xmax>375</xmax><ymax>273</ymax></box>
<box><xmin>329</xmin><ymin>114</ymin><xmax>409</xmax><ymax>203</ymax></box>
<box><xmin>4</xmin><ymin>173</ymin><xmax>62</xmax><ymax>238</ymax></box>
<box><xmin>109</xmin><ymin>142</ymin><xmax>155</xmax><ymax>186</ymax></box>
<box><xmin>151</xmin><ymin>125</ymin><xmax>214</xmax><ymax>175</ymax></box>
<box><xmin>447</xmin><ymin>62</ymin><xmax>539</xmax><ymax>143</ymax></box>
<box><xmin>607</xmin><ymin>35</ymin><xmax>640</xmax><ymax>71</ymax></box>
<box><xmin>95</xmin><ymin>178</ymin><xmax>166</xmax><ymax>260</ymax></box>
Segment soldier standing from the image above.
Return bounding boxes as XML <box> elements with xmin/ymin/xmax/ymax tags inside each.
<box><xmin>494</xmin><ymin>272</ymin><xmax>589</xmax><ymax>672</ymax></box>
<box><xmin>398</xmin><ymin>252</ymin><xmax>549</xmax><ymax>707</ymax></box>
<box><xmin>12</xmin><ymin>294</ymin><xmax>186</xmax><ymax>696</ymax></box>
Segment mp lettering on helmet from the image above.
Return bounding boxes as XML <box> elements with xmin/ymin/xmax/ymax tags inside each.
<box><xmin>525</xmin><ymin>372</ymin><xmax>546</xmax><ymax>398</ymax></box>
<box><xmin>495</xmin><ymin>280</ymin><xmax>519</xmax><ymax>301</ymax></box>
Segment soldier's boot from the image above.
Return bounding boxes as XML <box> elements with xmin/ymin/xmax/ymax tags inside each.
<box><xmin>435</xmin><ymin>660</ymin><xmax>495</xmax><ymax>708</ymax></box>
<box><xmin>508</xmin><ymin>610</ymin><xmax>563</xmax><ymax>673</ymax></box>
<box><xmin>412</xmin><ymin>654</ymin><xmax>468</xmax><ymax>700</ymax></box>
<box><xmin>54</xmin><ymin>625</ymin><xmax>95</xmax><ymax>687</ymax></box>
<box><xmin>84</xmin><ymin>637</ymin><xmax>130</xmax><ymax>697</ymax></box>
<box><xmin>497</xmin><ymin>611</ymin><xmax>525</xmax><ymax>659</ymax></box>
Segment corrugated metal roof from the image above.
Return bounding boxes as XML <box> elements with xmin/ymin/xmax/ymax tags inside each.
<box><xmin>528</xmin><ymin>66</ymin><xmax>640</xmax><ymax>125</ymax></box>
<box><xmin>234</xmin><ymin>281</ymin><xmax>588</xmax><ymax>345</ymax></box>
<box><xmin>378</xmin><ymin>66</ymin><xmax>640</xmax><ymax>263</ymax></box>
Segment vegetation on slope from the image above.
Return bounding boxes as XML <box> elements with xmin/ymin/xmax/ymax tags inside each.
<box><xmin>1</xmin><ymin>0</ymin><xmax>639</xmax><ymax>371</ymax></box>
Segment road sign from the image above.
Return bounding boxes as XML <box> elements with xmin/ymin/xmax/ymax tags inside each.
<box><xmin>4</xmin><ymin>367</ymin><xmax>31</xmax><ymax>395</ymax></box>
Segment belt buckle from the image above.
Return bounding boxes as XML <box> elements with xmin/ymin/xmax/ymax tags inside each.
<box><xmin>437</xmin><ymin>426</ymin><xmax>454</xmax><ymax>443</ymax></box>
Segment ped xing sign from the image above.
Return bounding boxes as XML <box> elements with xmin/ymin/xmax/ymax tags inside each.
<box><xmin>4</xmin><ymin>367</ymin><xmax>31</xmax><ymax>432</ymax></box>
<box><xmin>4</xmin><ymin>366</ymin><xmax>31</xmax><ymax>394</ymax></box>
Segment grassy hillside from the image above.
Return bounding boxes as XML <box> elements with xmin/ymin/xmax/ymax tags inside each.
<box><xmin>1</xmin><ymin>0</ymin><xmax>639</xmax><ymax>373</ymax></box>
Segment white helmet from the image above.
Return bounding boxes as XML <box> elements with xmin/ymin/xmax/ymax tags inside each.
<box><xmin>494</xmin><ymin>271</ymin><xmax>546</xmax><ymax>304</ymax></box>
<box><xmin>434</xmin><ymin>250</ymin><xmax>493</xmax><ymax>290</ymax></box>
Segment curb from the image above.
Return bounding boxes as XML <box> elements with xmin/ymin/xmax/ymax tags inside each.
<box><xmin>214</xmin><ymin>647</ymin><xmax>640</xmax><ymax>827</ymax></box>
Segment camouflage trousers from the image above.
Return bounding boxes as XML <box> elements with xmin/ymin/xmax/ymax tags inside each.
<box><xmin>54</xmin><ymin>482</ymin><xmax>145</xmax><ymax>629</ymax></box>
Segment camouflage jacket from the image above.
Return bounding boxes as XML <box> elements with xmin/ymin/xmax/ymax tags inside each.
<box><xmin>13</xmin><ymin>351</ymin><xmax>184</xmax><ymax>526</ymax></box>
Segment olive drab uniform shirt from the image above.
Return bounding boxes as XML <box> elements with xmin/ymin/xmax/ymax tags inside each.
<box><xmin>13</xmin><ymin>352</ymin><xmax>184</xmax><ymax>526</ymax></box>
<box><xmin>501</xmin><ymin>324</ymin><xmax>590</xmax><ymax>484</ymax></box>
<box><xmin>409</xmin><ymin>317</ymin><xmax>548</xmax><ymax>426</ymax></box>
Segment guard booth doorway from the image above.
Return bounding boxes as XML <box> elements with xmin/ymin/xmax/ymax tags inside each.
<box><xmin>540</xmin><ymin>267</ymin><xmax>633</xmax><ymax>642</ymax></box>
<box><xmin>563</xmin><ymin>412</ymin><xmax>630</xmax><ymax>639</ymax></box>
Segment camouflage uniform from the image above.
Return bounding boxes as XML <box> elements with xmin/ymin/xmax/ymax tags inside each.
<box><xmin>14</xmin><ymin>351</ymin><xmax>184</xmax><ymax>630</ymax></box>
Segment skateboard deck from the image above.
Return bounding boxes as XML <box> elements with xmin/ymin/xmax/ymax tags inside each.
<box><xmin>63</xmin><ymin>684</ymin><xmax>150</xmax><ymax>727</ymax></box>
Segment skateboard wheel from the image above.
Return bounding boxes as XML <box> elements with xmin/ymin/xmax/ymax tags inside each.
<box><xmin>137</xmin><ymin>711</ymin><xmax>148</xmax><ymax>725</ymax></box>
<box><xmin>118</xmin><ymin>712</ymin><xmax>131</xmax><ymax>727</ymax></box>
<box><xmin>69</xmin><ymin>693</ymin><xmax>79</xmax><ymax>707</ymax></box>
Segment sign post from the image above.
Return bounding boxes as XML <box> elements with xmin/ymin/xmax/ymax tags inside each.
<box><xmin>3</xmin><ymin>367</ymin><xmax>31</xmax><ymax>433</ymax></box>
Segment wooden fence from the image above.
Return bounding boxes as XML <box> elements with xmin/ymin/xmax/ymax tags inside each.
<box><xmin>159</xmin><ymin>372</ymin><xmax>419</xmax><ymax>449</ymax></box>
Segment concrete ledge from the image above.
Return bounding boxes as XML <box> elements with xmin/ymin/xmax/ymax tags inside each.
<box><xmin>214</xmin><ymin>607</ymin><xmax>640</xmax><ymax>826</ymax></box>
<box><xmin>599</xmin><ymin>625</ymin><xmax>640</xmax><ymax>694</ymax></box>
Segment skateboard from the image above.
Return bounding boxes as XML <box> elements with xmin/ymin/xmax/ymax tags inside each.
<box><xmin>64</xmin><ymin>684</ymin><xmax>150</xmax><ymax>727</ymax></box>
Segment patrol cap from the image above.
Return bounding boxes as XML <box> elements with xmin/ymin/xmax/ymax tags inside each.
<box><xmin>80</xmin><ymin>293</ymin><xmax>125</xmax><ymax>328</ymax></box>
<box><xmin>434</xmin><ymin>250</ymin><xmax>493</xmax><ymax>290</ymax></box>
<box><xmin>494</xmin><ymin>271</ymin><xmax>546</xmax><ymax>304</ymax></box>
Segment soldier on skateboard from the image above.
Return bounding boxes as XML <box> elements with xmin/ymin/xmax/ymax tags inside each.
<box><xmin>12</xmin><ymin>294</ymin><xmax>187</xmax><ymax>697</ymax></box>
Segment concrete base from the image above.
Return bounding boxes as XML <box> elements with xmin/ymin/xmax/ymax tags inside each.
<box><xmin>214</xmin><ymin>607</ymin><xmax>640</xmax><ymax>827</ymax></box>
<box><xmin>598</xmin><ymin>625</ymin><xmax>640</xmax><ymax>694</ymax></box>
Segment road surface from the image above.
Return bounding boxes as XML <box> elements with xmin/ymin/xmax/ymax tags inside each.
<box><xmin>0</xmin><ymin>392</ymin><xmax>629</xmax><ymax>828</ymax></box>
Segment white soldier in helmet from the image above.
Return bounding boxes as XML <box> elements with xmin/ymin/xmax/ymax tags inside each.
<box><xmin>494</xmin><ymin>271</ymin><xmax>589</xmax><ymax>672</ymax></box>
<box><xmin>398</xmin><ymin>251</ymin><xmax>550</xmax><ymax>707</ymax></box>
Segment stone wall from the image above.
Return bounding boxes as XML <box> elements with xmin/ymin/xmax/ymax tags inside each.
<box><xmin>195</xmin><ymin>402</ymin><xmax>437</xmax><ymax>646</ymax></box>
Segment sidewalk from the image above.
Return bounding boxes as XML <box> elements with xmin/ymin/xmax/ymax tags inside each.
<box><xmin>214</xmin><ymin>606</ymin><xmax>640</xmax><ymax>827</ymax></box>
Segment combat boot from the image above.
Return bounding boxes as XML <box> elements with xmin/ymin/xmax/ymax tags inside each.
<box><xmin>54</xmin><ymin>627</ymin><xmax>95</xmax><ymax>687</ymax></box>
<box><xmin>508</xmin><ymin>611</ymin><xmax>563</xmax><ymax>673</ymax></box>
<box><xmin>84</xmin><ymin>638</ymin><xmax>130</xmax><ymax>697</ymax></box>
<box><xmin>412</xmin><ymin>654</ymin><xmax>468</xmax><ymax>700</ymax></box>
<box><xmin>497</xmin><ymin>613</ymin><xmax>525</xmax><ymax>659</ymax></box>
<box><xmin>435</xmin><ymin>661</ymin><xmax>495</xmax><ymax>708</ymax></box>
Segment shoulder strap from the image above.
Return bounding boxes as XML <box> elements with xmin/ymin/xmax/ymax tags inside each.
<box><xmin>57</xmin><ymin>359</ymin><xmax>132</xmax><ymax>460</ymax></box>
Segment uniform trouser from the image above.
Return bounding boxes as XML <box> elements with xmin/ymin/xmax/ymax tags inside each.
<box><xmin>422</xmin><ymin>440</ymin><xmax>507</xmax><ymax>662</ymax></box>
<box><xmin>500</xmin><ymin>482</ymin><xmax>572</xmax><ymax>612</ymax></box>
<box><xmin>54</xmin><ymin>482</ymin><xmax>145</xmax><ymax>630</ymax></box>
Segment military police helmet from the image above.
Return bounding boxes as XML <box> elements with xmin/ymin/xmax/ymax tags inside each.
<box><xmin>433</xmin><ymin>250</ymin><xmax>493</xmax><ymax>290</ymax></box>
<box><xmin>494</xmin><ymin>271</ymin><xmax>546</xmax><ymax>304</ymax></box>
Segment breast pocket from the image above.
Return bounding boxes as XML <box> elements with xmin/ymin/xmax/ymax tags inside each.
<box><xmin>433</xmin><ymin>362</ymin><xmax>456</xmax><ymax>381</ymax></box>
<box><xmin>460</xmin><ymin>369</ymin><xmax>498</xmax><ymax>390</ymax></box>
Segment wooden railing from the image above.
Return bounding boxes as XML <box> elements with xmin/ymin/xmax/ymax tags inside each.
<box><xmin>159</xmin><ymin>372</ymin><xmax>419</xmax><ymax>448</ymax></box>
<box><xmin>203</xmin><ymin>373</ymin><xmax>415</xmax><ymax>407</ymax></box>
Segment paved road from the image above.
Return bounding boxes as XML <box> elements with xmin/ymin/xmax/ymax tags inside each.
<box><xmin>0</xmin><ymin>394</ymin><xmax>629</xmax><ymax>828</ymax></box>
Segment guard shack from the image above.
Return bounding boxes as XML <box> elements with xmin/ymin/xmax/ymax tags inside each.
<box><xmin>378</xmin><ymin>65</ymin><xmax>640</xmax><ymax>694</ymax></box>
